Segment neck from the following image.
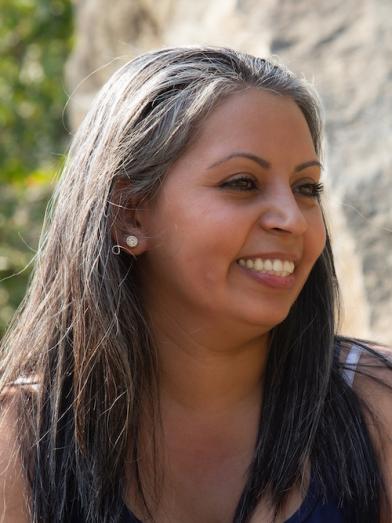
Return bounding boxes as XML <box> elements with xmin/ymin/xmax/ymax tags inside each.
<box><xmin>130</xmin><ymin>305</ymin><xmax>270</xmax><ymax>520</ymax></box>
<box><xmin>149</xmin><ymin>309</ymin><xmax>270</xmax><ymax>413</ymax></box>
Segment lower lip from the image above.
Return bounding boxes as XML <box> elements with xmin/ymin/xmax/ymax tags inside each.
<box><xmin>237</xmin><ymin>263</ymin><xmax>296</xmax><ymax>289</ymax></box>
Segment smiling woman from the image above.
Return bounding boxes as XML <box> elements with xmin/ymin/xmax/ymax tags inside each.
<box><xmin>134</xmin><ymin>89</ymin><xmax>326</xmax><ymax>334</ymax></box>
<box><xmin>0</xmin><ymin>46</ymin><xmax>391</xmax><ymax>523</ymax></box>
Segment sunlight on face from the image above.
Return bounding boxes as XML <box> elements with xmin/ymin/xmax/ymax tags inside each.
<box><xmin>138</xmin><ymin>88</ymin><xmax>326</xmax><ymax>338</ymax></box>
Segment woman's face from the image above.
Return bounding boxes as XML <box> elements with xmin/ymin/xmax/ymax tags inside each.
<box><xmin>138</xmin><ymin>88</ymin><xmax>326</xmax><ymax>333</ymax></box>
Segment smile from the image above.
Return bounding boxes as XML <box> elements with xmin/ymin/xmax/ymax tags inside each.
<box><xmin>237</xmin><ymin>258</ymin><xmax>295</xmax><ymax>277</ymax></box>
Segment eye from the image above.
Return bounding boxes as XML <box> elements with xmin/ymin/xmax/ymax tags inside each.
<box><xmin>294</xmin><ymin>181</ymin><xmax>324</xmax><ymax>198</ymax></box>
<box><xmin>220</xmin><ymin>175</ymin><xmax>258</xmax><ymax>192</ymax></box>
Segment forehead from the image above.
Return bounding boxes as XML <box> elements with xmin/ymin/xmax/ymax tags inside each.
<box><xmin>180</xmin><ymin>87</ymin><xmax>316</xmax><ymax>167</ymax></box>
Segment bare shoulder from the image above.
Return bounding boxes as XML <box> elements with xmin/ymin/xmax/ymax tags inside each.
<box><xmin>339</xmin><ymin>342</ymin><xmax>392</xmax><ymax>447</ymax></box>
<box><xmin>352</xmin><ymin>343</ymin><xmax>392</xmax><ymax>404</ymax></box>
<box><xmin>339</xmin><ymin>339</ymin><xmax>392</xmax><ymax>390</ymax></box>
<box><xmin>0</xmin><ymin>389</ymin><xmax>30</xmax><ymax>522</ymax></box>
<box><xmin>347</xmin><ymin>342</ymin><xmax>392</xmax><ymax>521</ymax></box>
<box><xmin>343</xmin><ymin>342</ymin><xmax>392</xmax><ymax>432</ymax></box>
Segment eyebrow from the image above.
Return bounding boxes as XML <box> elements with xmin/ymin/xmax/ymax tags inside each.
<box><xmin>208</xmin><ymin>152</ymin><xmax>323</xmax><ymax>172</ymax></box>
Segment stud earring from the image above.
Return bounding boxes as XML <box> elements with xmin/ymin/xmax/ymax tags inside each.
<box><xmin>126</xmin><ymin>235</ymin><xmax>139</xmax><ymax>248</ymax></box>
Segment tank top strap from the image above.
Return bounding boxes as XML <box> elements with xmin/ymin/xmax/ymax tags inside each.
<box><xmin>341</xmin><ymin>342</ymin><xmax>363</xmax><ymax>387</ymax></box>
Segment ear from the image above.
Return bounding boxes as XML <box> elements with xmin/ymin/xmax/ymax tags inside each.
<box><xmin>110</xmin><ymin>178</ymin><xmax>149</xmax><ymax>256</ymax></box>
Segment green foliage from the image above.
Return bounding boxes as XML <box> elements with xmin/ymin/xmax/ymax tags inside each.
<box><xmin>0</xmin><ymin>178</ymin><xmax>54</xmax><ymax>333</ymax></box>
<box><xmin>0</xmin><ymin>0</ymin><xmax>73</xmax><ymax>336</ymax></box>
<box><xmin>0</xmin><ymin>0</ymin><xmax>73</xmax><ymax>181</ymax></box>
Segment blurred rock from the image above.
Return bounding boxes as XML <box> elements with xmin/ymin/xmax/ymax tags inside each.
<box><xmin>66</xmin><ymin>0</ymin><xmax>392</xmax><ymax>344</ymax></box>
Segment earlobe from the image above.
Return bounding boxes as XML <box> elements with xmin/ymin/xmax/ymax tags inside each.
<box><xmin>126</xmin><ymin>235</ymin><xmax>139</xmax><ymax>248</ymax></box>
<box><xmin>111</xmin><ymin>222</ymin><xmax>149</xmax><ymax>256</ymax></box>
<box><xmin>123</xmin><ymin>232</ymin><xmax>148</xmax><ymax>255</ymax></box>
<box><xmin>109</xmin><ymin>178</ymin><xmax>150</xmax><ymax>256</ymax></box>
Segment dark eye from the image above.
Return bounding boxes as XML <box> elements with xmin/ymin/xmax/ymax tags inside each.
<box><xmin>294</xmin><ymin>182</ymin><xmax>324</xmax><ymax>198</ymax></box>
<box><xmin>220</xmin><ymin>176</ymin><xmax>258</xmax><ymax>191</ymax></box>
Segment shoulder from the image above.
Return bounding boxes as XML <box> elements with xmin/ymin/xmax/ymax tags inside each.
<box><xmin>338</xmin><ymin>340</ymin><xmax>392</xmax><ymax>458</ymax></box>
<box><xmin>0</xmin><ymin>388</ymin><xmax>31</xmax><ymax>522</ymax></box>
<box><xmin>338</xmin><ymin>340</ymin><xmax>392</xmax><ymax>437</ymax></box>
<box><xmin>338</xmin><ymin>338</ymin><xmax>392</xmax><ymax>390</ymax></box>
<box><xmin>341</xmin><ymin>341</ymin><xmax>392</xmax><ymax>521</ymax></box>
<box><xmin>350</xmin><ymin>342</ymin><xmax>392</xmax><ymax>413</ymax></box>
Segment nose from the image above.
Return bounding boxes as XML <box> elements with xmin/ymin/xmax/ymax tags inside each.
<box><xmin>258</xmin><ymin>186</ymin><xmax>308</xmax><ymax>236</ymax></box>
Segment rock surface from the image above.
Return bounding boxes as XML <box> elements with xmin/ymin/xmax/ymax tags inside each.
<box><xmin>66</xmin><ymin>0</ymin><xmax>392</xmax><ymax>344</ymax></box>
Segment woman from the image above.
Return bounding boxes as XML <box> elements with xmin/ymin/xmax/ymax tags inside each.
<box><xmin>0</xmin><ymin>46</ymin><xmax>391</xmax><ymax>523</ymax></box>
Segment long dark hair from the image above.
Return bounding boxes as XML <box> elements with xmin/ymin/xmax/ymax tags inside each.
<box><xmin>234</xmin><ymin>234</ymin><xmax>383</xmax><ymax>522</ymax></box>
<box><xmin>0</xmin><ymin>46</ymin><xmax>390</xmax><ymax>522</ymax></box>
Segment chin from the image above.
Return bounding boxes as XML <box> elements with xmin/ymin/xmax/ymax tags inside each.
<box><xmin>236</xmin><ymin>308</ymin><xmax>291</xmax><ymax>331</ymax></box>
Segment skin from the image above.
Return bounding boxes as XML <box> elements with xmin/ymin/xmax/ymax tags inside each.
<box><xmin>137</xmin><ymin>89</ymin><xmax>326</xmax><ymax>348</ymax></box>
<box><xmin>122</xmin><ymin>88</ymin><xmax>327</xmax><ymax>522</ymax></box>
<box><xmin>135</xmin><ymin>87</ymin><xmax>326</xmax><ymax>409</ymax></box>
<box><xmin>343</xmin><ymin>344</ymin><xmax>392</xmax><ymax>523</ymax></box>
<box><xmin>0</xmin><ymin>393</ymin><xmax>30</xmax><ymax>522</ymax></box>
<box><xmin>1</xmin><ymin>88</ymin><xmax>391</xmax><ymax>523</ymax></box>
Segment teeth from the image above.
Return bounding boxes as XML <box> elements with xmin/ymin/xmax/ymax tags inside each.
<box><xmin>237</xmin><ymin>257</ymin><xmax>295</xmax><ymax>276</ymax></box>
<box><xmin>273</xmin><ymin>259</ymin><xmax>283</xmax><ymax>272</ymax></box>
<box><xmin>254</xmin><ymin>258</ymin><xmax>263</xmax><ymax>271</ymax></box>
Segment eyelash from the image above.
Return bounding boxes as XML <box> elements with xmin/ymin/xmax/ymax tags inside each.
<box><xmin>220</xmin><ymin>176</ymin><xmax>324</xmax><ymax>198</ymax></box>
<box><xmin>295</xmin><ymin>182</ymin><xmax>324</xmax><ymax>198</ymax></box>
<box><xmin>220</xmin><ymin>176</ymin><xmax>257</xmax><ymax>191</ymax></box>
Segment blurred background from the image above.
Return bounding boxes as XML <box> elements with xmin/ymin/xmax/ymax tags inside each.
<box><xmin>0</xmin><ymin>0</ymin><xmax>73</xmax><ymax>335</ymax></box>
<box><xmin>1</xmin><ymin>0</ymin><xmax>391</xmax><ymax>344</ymax></box>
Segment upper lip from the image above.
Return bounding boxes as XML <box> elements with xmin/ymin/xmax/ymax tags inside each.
<box><xmin>237</xmin><ymin>252</ymin><xmax>300</xmax><ymax>264</ymax></box>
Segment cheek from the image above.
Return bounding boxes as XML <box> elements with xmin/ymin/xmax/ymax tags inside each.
<box><xmin>308</xmin><ymin>211</ymin><xmax>327</xmax><ymax>260</ymax></box>
<box><xmin>145</xmin><ymin>187</ymin><xmax>250</xmax><ymax>283</ymax></box>
<box><xmin>158</xmin><ymin>219</ymin><xmax>238</xmax><ymax>293</ymax></box>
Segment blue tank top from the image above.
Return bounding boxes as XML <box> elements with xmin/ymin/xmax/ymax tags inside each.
<box><xmin>119</xmin><ymin>475</ymin><xmax>346</xmax><ymax>522</ymax></box>
<box><xmin>119</xmin><ymin>345</ymin><xmax>361</xmax><ymax>523</ymax></box>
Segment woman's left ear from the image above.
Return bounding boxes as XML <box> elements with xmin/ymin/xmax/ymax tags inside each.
<box><xmin>110</xmin><ymin>179</ymin><xmax>150</xmax><ymax>256</ymax></box>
